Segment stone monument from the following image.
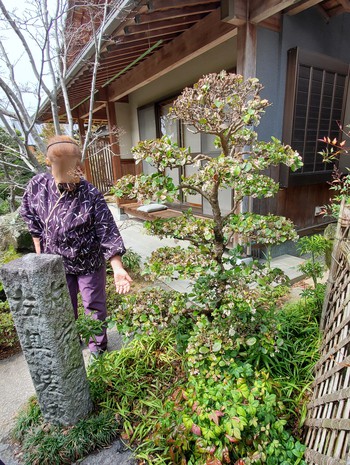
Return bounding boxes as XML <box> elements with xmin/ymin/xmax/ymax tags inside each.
<box><xmin>0</xmin><ymin>253</ymin><xmax>93</xmax><ymax>425</ymax></box>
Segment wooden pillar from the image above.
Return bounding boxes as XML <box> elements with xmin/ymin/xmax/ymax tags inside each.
<box><xmin>77</xmin><ymin>118</ymin><xmax>92</xmax><ymax>183</ymax></box>
<box><xmin>106</xmin><ymin>100</ymin><xmax>122</xmax><ymax>181</ymax></box>
<box><xmin>236</xmin><ymin>21</ymin><xmax>257</xmax><ymax>79</ymax></box>
<box><xmin>77</xmin><ymin>117</ymin><xmax>86</xmax><ymax>145</ymax></box>
<box><xmin>236</xmin><ymin>14</ymin><xmax>257</xmax><ymax>252</ymax></box>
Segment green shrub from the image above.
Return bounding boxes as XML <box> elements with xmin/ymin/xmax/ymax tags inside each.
<box><xmin>12</xmin><ymin>397</ymin><xmax>120</xmax><ymax>465</ymax></box>
<box><xmin>122</xmin><ymin>248</ymin><xmax>142</xmax><ymax>276</ymax></box>
<box><xmin>89</xmin><ymin>73</ymin><xmax>313</xmax><ymax>463</ymax></box>
<box><xmin>266</xmin><ymin>295</ymin><xmax>322</xmax><ymax>434</ymax></box>
<box><xmin>0</xmin><ymin>198</ymin><xmax>11</xmax><ymax>215</ymax></box>
<box><xmin>0</xmin><ymin>246</ymin><xmax>22</xmax><ymax>353</ymax></box>
<box><xmin>0</xmin><ymin>300</ymin><xmax>19</xmax><ymax>349</ymax></box>
<box><xmin>75</xmin><ymin>312</ymin><xmax>104</xmax><ymax>346</ymax></box>
<box><xmin>143</xmin><ymin>366</ymin><xmax>306</xmax><ymax>465</ymax></box>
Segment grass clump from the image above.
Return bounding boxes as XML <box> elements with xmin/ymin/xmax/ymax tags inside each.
<box><xmin>267</xmin><ymin>293</ymin><xmax>322</xmax><ymax>435</ymax></box>
<box><xmin>12</xmin><ymin>397</ymin><xmax>120</xmax><ymax>465</ymax></box>
<box><xmin>88</xmin><ymin>329</ymin><xmax>184</xmax><ymax>449</ymax></box>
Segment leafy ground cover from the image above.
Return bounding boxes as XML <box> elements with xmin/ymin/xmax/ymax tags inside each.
<box><xmin>11</xmin><ymin>279</ymin><xmax>322</xmax><ymax>465</ymax></box>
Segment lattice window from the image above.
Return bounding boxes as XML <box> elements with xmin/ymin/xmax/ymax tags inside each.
<box><xmin>282</xmin><ymin>48</ymin><xmax>349</xmax><ymax>187</ymax></box>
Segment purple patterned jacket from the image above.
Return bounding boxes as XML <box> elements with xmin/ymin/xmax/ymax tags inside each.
<box><xmin>20</xmin><ymin>172</ymin><xmax>126</xmax><ymax>275</ymax></box>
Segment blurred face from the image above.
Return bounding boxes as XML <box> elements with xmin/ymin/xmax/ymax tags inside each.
<box><xmin>46</xmin><ymin>137</ymin><xmax>83</xmax><ymax>181</ymax></box>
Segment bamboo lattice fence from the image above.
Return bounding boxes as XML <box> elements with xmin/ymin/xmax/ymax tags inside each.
<box><xmin>86</xmin><ymin>139</ymin><xmax>115</xmax><ymax>194</ymax></box>
<box><xmin>304</xmin><ymin>201</ymin><xmax>350</xmax><ymax>464</ymax></box>
<box><xmin>84</xmin><ymin>139</ymin><xmax>136</xmax><ymax>193</ymax></box>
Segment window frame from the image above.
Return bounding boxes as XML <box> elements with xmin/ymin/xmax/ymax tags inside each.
<box><xmin>281</xmin><ymin>47</ymin><xmax>349</xmax><ymax>187</ymax></box>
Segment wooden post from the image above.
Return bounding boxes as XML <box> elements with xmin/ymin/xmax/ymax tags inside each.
<box><xmin>236</xmin><ymin>16</ymin><xmax>257</xmax><ymax>252</ymax></box>
<box><xmin>77</xmin><ymin>117</ymin><xmax>86</xmax><ymax>145</ymax></box>
<box><xmin>106</xmin><ymin>100</ymin><xmax>122</xmax><ymax>181</ymax></box>
<box><xmin>83</xmin><ymin>157</ymin><xmax>92</xmax><ymax>184</ymax></box>
<box><xmin>236</xmin><ymin>21</ymin><xmax>257</xmax><ymax>79</ymax></box>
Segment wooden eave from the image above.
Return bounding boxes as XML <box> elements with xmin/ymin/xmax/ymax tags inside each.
<box><xmin>38</xmin><ymin>0</ymin><xmax>350</xmax><ymax>124</ymax></box>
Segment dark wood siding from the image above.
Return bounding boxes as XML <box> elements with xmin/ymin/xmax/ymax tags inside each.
<box><xmin>254</xmin><ymin>182</ymin><xmax>333</xmax><ymax>232</ymax></box>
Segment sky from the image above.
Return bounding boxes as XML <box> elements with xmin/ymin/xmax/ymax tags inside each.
<box><xmin>0</xmin><ymin>0</ymin><xmax>57</xmax><ymax>112</ymax></box>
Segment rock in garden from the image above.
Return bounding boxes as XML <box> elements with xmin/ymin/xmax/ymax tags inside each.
<box><xmin>0</xmin><ymin>209</ymin><xmax>33</xmax><ymax>252</ymax></box>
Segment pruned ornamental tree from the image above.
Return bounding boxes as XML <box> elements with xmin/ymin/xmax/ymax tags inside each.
<box><xmin>114</xmin><ymin>71</ymin><xmax>302</xmax><ymax>317</ymax></box>
<box><xmin>110</xmin><ymin>72</ymin><xmax>309</xmax><ymax>464</ymax></box>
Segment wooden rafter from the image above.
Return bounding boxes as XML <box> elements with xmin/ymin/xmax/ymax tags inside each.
<box><xmin>124</xmin><ymin>13</ymin><xmax>206</xmax><ymax>34</ymax></box>
<box><xmin>105</xmin><ymin>8</ymin><xmax>237</xmax><ymax>102</ymax></box>
<box><xmin>249</xmin><ymin>0</ymin><xmax>300</xmax><ymax>23</ymax></box>
<box><xmin>147</xmin><ymin>0</ymin><xmax>217</xmax><ymax>11</ymax></box>
<box><xmin>221</xmin><ymin>0</ymin><xmax>247</xmax><ymax>26</ymax></box>
<box><xmin>135</xmin><ymin>3</ymin><xmax>217</xmax><ymax>23</ymax></box>
<box><xmin>112</xmin><ymin>25</ymin><xmax>188</xmax><ymax>43</ymax></box>
<box><xmin>286</xmin><ymin>0</ymin><xmax>324</xmax><ymax>15</ymax></box>
<box><xmin>339</xmin><ymin>0</ymin><xmax>350</xmax><ymax>11</ymax></box>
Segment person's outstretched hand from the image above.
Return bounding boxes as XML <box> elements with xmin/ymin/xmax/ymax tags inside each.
<box><xmin>114</xmin><ymin>268</ymin><xmax>133</xmax><ymax>294</ymax></box>
<box><xmin>110</xmin><ymin>255</ymin><xmax>133</xmax><ymax>294</ymax></box>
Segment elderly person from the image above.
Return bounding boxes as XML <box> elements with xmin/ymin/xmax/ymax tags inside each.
<box><xmin>20</xmin><ymin>135</ymin><xmax>132</xmax><ymax>356</ymax></box>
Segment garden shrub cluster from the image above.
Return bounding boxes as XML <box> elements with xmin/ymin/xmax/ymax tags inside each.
<box><xmin>104</xmin><ymin>71</ymin><xmax>320</xmax><ymax>463</ymax></box>
<box><xmin>0</xmin><ymin>300</ymin><xmax>18</xmax><ymax>352</ymax></box>
<box><xmin>12</xmin><ymin>72</ymin><xmax>324</xmax><ymax>464</ymax></box>
<box><xmin>0</xmin><ymin>246</ymin><xmax>22</xmax><ymax>356</ymax></box>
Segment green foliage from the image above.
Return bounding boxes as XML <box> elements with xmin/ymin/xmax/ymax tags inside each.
<box><xmin>225</xmin><ymin>213</ymin><xmax>298</xmax><ymax>246</ymax></box>
<box><xmin>144</xmin><ymin>368</ymin><xmax>306</xmax><ymax>465</ymax></box>
<box><xmin>75</xmin><ymin>312</ymin><xmax>104</xmax><ymax>346</ymax></box>
<box><xmin>267</xmin><ymin>295</ymin><xmax>323</xmax><ymax>434</ymax></box>
<box><xmin>0</xmin><ymin>126</ymin><xmax>34</xmax><ymax>208</ymax></box>
<box><xmin>13</xmin><ymin>397</ymin><xmax>120</xmax><ymax>465</ymax></box>
<box><xmin>0</xmin><ymin>246</ymin><xmax>22</xmax><ymax>351</ymax></box>
<box><xmin>88</xmin><ymin>329</ymin><xmax>184</xmax><ymax>447</ymax></box>
<box><xmin>121</xmin><ymin>248</ymin><xmax>142</xmax><ymax>276</ymax></box>
<box><xmin>106</xmin><ymin>72</ymin><xmax>312</xmax><ymax>462</ymax></box>
<box><xmin>111</xmin><ymin>287</ymin><xmax>187</xmax><ymax>338</ymax></box>
<box><xmin>112</xmin><ymin>171</ymin><xmax>179</xmax><ymax>204</ymax></box>
<box><xmin>0</xmin><ymin>198</ymin><xmax>11</xmax><ymax>215</ymax></box>
<box><xmin>0</xmin><ymin>244</ymin><xmax>22</xmax><ymax>264</ymax></box>
<box><xmin>0</xmin><ymin>300</ymin><xmax>18</xmax><ymax>349</ymax></box>
<box><xmin>297</xmin><ymin>235</ymin><xmax>329</xmax><ymax>308</ymax></box>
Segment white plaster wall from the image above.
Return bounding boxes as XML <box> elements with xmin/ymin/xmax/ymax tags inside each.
<box><xmin>128</xmin><ymin>36</ymin><xmax>237</xmax><ymax>146</ymax></box>
<box><xmin>115</xmin><ymin>102</ymin><xmax>133</xmax><ymax>159</ymax></box>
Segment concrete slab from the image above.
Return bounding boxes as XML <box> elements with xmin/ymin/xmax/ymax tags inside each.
<box><xmin>75</xmin><ymin>439</ymin><xmax>135</xmax><ymax>465</ymax></box>
<box><xmin>115</xmin><ymin>218</ymin><xmax>190</xmax><ymax>262</ymax></box>
<box><xmin>0</xmin><ymin>353</ymin><xmax>35</xmax><ymax>441</ymax></box>
<box><xmin>269</xmin><ymin>254</ymin><xmax>306</xmax><ymax>284</ymax></box>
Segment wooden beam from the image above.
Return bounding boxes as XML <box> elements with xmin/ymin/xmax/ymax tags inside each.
<box><xmin>113</xmin><ymin>24</ymin><xmax>188</xmax><ymax>43</ymax></box>
<box><xmin>135</xmin><ymin>3</ymin><xmax>217</xmax><ymax>23</ymax></box>
<box><xmin>259</xmin><ymin>14</ymin><xmax>281</xmax><ymax>32</ymax></box>
<box><xmin>147</xmin><ymin>0</ymin><xmax>218</xmax><ymax>10</ymax></box>
<box><xmin>339</xmin><ymin>0</ymin><xmax>350</xmax><ymax>12</ymax></box>
<box><xmin>286</xmin><ymin>0</ymin><xmax>323</xmax><ymax>15</ymax></box>
<box><xmin>105</xmin><ymin>8</ymin><xmax>237</xmax><ymax>102</ymax></box>
<box><xmin>106</xmin><ymin>35</ymin><xmax>173</xmax><ymax>53</ymax></box>
<box><xmin>315</xmin><ymin>4</ymin><xmax>331</xmax><ymax>21</ymax></box>
<box><xmin>74</xmin><ymin>101</ymin><xmax>107</xmax><ymax>121</ymax></box>
<box><xmin>124</xmin><ymin>14</ymin><xmax>204</xmax><ymax>35</ymax></box>
<box><xmin>250</xmin><ymin>0</ymin><xmax>300</xmax><ymax>23</ymax></box>
<box><xmin>221</xmin><ymin>0</ymin><xmax>247</xmax><ymax>26</ymax></box>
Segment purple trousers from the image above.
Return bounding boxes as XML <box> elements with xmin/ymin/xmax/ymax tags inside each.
<box><xmin>66</xmin><ymin>266</ymin><xmax>107</xmax><ymax>353</ymax></box>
